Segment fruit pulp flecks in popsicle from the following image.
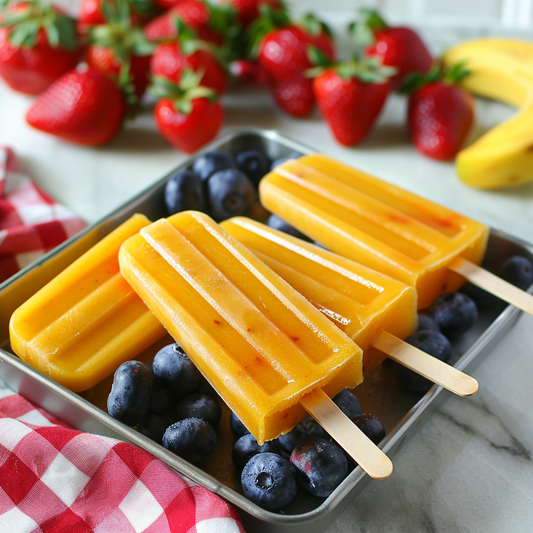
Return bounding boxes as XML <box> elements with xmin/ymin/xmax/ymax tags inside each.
<box><xmin>220</xmin><ymin>216</ymin><xmax>418</xmax><ymax>374</ymax></box>
<box><xmin>9</xmin><ymin>214</ymin><xmax>167</xmax><ymax>392</ymax></box>
<box><xmin>118</xmin><ymin>211</ymin><xmax>363</xmax><ymax>445</ymax></box>
<box><xmin>259</xmin><ymin>154</ymin><xmax>490</xmax><ymax>309</ymax></box>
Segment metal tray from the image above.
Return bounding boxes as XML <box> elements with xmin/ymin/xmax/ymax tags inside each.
<box><xmin>0</xmin><ymin>128</ymin><xmax>531</xmax><ymax>533</ymax></box>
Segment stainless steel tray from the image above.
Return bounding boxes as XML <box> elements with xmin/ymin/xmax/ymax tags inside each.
<box><xmin>0</xmin><ymin>128</ymin><xmax>531</xmax><ymax>533</ymax></box>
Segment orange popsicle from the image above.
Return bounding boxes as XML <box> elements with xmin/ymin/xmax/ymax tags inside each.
<box><xmin>260</xmin><ymin>154</ymin><xmax>489</xmax><ymax>309</ymax></box>
<box><xmin>9</xmin><ymin>214</ymin><xmax>167</xmax><ymax>391</ymax></box>
<box><xmin>118</xmin><ymin>211</ymin><xmax>363</xmax><ymax>445</ymax></box>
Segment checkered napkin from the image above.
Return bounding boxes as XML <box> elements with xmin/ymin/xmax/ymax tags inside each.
<box><xmin>0</xmin><ymin>388</ymin><xmax>246</xmax><ymax>532</ymax></box>
<box><xmin>0</xmin><ymin>146</ymin><xmax>87</xmax><ymax>284</ymax></box>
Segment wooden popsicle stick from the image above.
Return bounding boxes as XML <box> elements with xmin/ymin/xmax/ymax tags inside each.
<box><xmin>373</xmin><ymin>331</ymin><xmax>478</xmax><ymax>397</ymax></box>
<box><xmin>449</xmin><ymin>257</ymin><xmax>533</xmax><ymax>316</ymax></box>
<box><xmin>299</xmin><ymin>388</ymin><xmax>393</xmax><ymax>480</ymax></box>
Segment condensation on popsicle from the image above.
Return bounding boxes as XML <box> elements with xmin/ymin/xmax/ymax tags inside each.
<box><xmin>118</xmin><ymin>211</ymin><xmax>364</xmax><ymax>445</ymax></box>
<box><xmin>220</xmin><ymin>216</ymin><xmax>417</xmax><ymax>374</ymax></box>
<box><xmin>9</xmin><ymin>214</ymin><xmax>167</xmax><ymax>392</ymax></box>
<box><xmin>259</xmin><ymin>154</ymin><xmax>489</xmax><ymax>309</ymax></box>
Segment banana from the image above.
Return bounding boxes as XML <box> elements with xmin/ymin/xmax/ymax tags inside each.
<box><xmin>442</xmin><ymin>38</ymin><xmax>533</xmax><ymax>189</ymax></box>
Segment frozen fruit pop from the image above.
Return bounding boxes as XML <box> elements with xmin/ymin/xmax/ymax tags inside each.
<box><xmin>119</xmin><ymin>211</ymin><xmax>392</xmax><ymax>478</ymax></box>
<box><xmin>260</xmin><ymin>155</ymin><xmax>533</xmax><ymax>315</ymax></box>
<box><xmin>9</xmin><ymin>214</ymin><xmax>167</xmax><ymax>391</ymax></box>
<box><xmin>222</xmin><ymin>217</ymin><xmax>478</xmax><ymax>396</ymax></box>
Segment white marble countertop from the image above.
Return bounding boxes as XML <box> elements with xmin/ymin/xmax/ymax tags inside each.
<box><xmin>1</xmin><ymin>23</ymin><xmax>533</xmax><ymax>533</ymax></box>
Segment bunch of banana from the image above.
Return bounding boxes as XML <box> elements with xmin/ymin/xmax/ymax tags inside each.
<box><xmin>442</xmin><ymin>38</ymin><xmax>533</xmax><ymax>189</ymax></box>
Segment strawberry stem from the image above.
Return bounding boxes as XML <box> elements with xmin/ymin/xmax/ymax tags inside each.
<box><xmin>149</xmin><ymin>69</ymin><xmax>218</xmax><ymax>115</ymax></box>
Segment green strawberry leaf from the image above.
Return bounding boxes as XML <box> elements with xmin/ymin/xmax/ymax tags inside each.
<box><xmin>444</xmin><ymin>60</ymin><xmax>471</xmax><ymax>84</ymax></box>
<box><xmin>359</xmin><ymin>8</ymin><xmax>388</xmax><ymax>31</ymax></box>
<box><xmin>54</xmin><ymin>14</ymin><xmax>77</xmax><ymax>51</ymax></box>
<box><xmin>43</xmin><ymin>20</ymin><xmax>59</xmax><ymax>48</ymax></box>
<box><xmin>398</xmin><ymin>65</ymin><xmax>441</xmax><ymax>94</ymax></box>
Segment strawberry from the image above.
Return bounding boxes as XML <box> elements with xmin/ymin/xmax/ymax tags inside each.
<box><xmin>403</xmin><ymin>64</ymin><xmax>474</xmax><ymax>161</ymax></box>
<box><xmin>86</xmin><ymin>0</ymin><xmax>155</xmax><ymax>98</ymax></box>
<box><xmin>352</xmin><ymin>9</ymin><xmax>432</xmax><ymax>90</ymax></box>
<box><xmin>249</xmin><ymin>8</ymin><xmax>335</xmax><ymax>117</ymax></box>
<box><xmin>26</xmin><ymin>65</ymin><xmax>126</xmax><ymax>146</ymax></box>
<box><xmin>144</xmin><ymin>0</ymin><xmax>223</xmax><ymax>46</ymax></box>
<box><xmin>151</xmin><ymin>69</ymin><xmax>223</xmax><ymax>153</ymax></box>
<box><xmin>150</xmin><ymin>19</ymin><xmax>227</xmax><ymax>94</ymax></box>
<box><xmin>309</xmin><ymin>47</ymin><xmax>394</xmax><ymax>146</ymax></box>
<box><xmin>0</xmin><ymin>1</ymin><xmax>79</xmax><ymax>95</ymax></box>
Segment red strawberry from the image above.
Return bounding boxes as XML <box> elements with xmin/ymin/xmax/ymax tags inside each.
<box><xmin>405</xmin><ymin>65</ymin><xmax>474</xmax><ymax>160</ymax></box>
<box><xmin>0</xmin><ymin>1</ymin><xmax>79</xmax><ymax>95</ymax></box>
<box><xmin>151</xmin><ymin>70</ymin><xmax>223</xmax><ymax>153</ymax></box>
<box><xmin>252</xmin><ymin>10</ymin><xmax>336</xmax><ymax>117</ymax></box>
<box><xmin>310</xmin><ymin>48</ymin><xmax>393</xmax><ymax>146</ymax></box>
<box><xmin>144</xmin><ymin>0</ymin><xmax>223</xmax><ymax>46</ymax></box>
<box><xmin>221</xmin><ymin>0</ymin><xmax>282</xmax><ymax>27</ymax></box>
<box><xmin>354</xmin><ymin>9</ymin><xmax>433</xmax><ymax>90</ymax></box>
<box><xmin>151</xmin><ymin>43</ymin><xmax>227</xmax><ymax>94</ymax></box>
<box><xmin>26</xmin><ymin>66</ymin><xmax>126</xmax><ymax>146</ymax></box>
<box><xmin>86</xmin><ymin>0</ymin><xmax>155</xmax><ymax>99</ymax></box>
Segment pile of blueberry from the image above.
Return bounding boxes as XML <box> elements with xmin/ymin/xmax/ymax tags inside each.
<box><xmin>107</xmin><ymin>343</ymin><xmax>387</xmax><ymax>511</ymax></box>
<box><xmin>232</xmin><ymin>388</ymin><xmax>385</xmax><ymax>510</ymax></box>
<box><xmin>108</xmin><ymin>343</ymin><xmax>221</xmax><ymax>463</ymax></box>
<box><xmin>164</xmin><ymin>148</ymin><xmax>300</xmax><ymax>221</ymax></box>
<box><xmin>396</xmin><ymin>255</ymin><xmax>533</xmax><ymax>392</ymax></box>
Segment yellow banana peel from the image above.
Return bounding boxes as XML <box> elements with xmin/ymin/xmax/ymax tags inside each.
<box><xmin>442</xmin><ymin>38</ymin><xmax>533</xmax><ymax>189</ymax></box>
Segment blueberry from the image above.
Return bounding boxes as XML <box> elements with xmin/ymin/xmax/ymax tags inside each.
<box><xmin>394</xmin><ymin>330</ymin><xmax>452</xmax><ymax>392</ymax></box>
<box><xmin>152</xmin><ymin>343</ymin><xmax>202</xmax><ymax>396</ymax></box>
<box><xmin>235</xmin><ymin>149</ymin><xmax>270</xmax><ymax>187</ymax></box>
<box><xmin>270</xmin><ymin>152</ymin><xmax>300</xmax><ymax>171</ymax></box>
<box><xmin>136</xmin><ymin>413</ymin><xmax>173</xmax><ymax>444</ymax></box>
<box><xmin>107</xmin><ymin>361</ymin><xmax>154</xmax><ymax>426</ymax></box>
<box><xmin>498</xmin><ymin>256</ymin><xmax>533</xmax><ymax>290</ymax></box>
<box><xmin>230</xmin><ymin>412</ymin><xmax>250</xmax><ymax>439</ymax></box>
<box><xmin>233</xmin><ymin>434</ymin><xmax>281</xmax><ymax>471</ymax></box>
<box><xmin>351</xmin><ymin>415</ymin><xmax>386</xmax><ymax>445</ymax></box>
<box><xmin>417</xmin><ymin>313</ymin><xmax>440</xmax><ymax>332</ymax></box>
<box><xmin>162</xmin><ymin>418</ymin><xmax>217</xmax><ymax>463</ymax></box>
<box><xmin>176</xmin><ymin>393</ymin><xmax>222</xmax><ymax>427</ymax></box>
<box><xmin>164</xmin><ymin>170</ymin><xmax>205</xmax><ymax>215</ymax></box>
<box><xmin>241</xmin><ymin>453</ymin><xmax>298</xmax><ymax>510</ymax></box>
<box><xmin>267</xmin><ymin>214</ymin><xmax>309</xmax><ymax>240</ymax></box>
<box><xmin>149</xmin><ymin>378</ymin><xmax>173</xmax><ymax>415</ymax></box>
<box><xmin>207</xmin><ymin>169</ymin><xmax>255</xmax><ymax>221</ymax></box>
<box><xmin>332</xmin><ymin>389</ymin><xmax>361</xmax><ymax>418</ymax></box>
<box><xmin>193</xmin><ymin>150</ymin><xmax>236</xmax><ymax>182</ymax></box>
<box><xmin>429</xmin><ymin>292</ymin><xmax>478</xmax><ymax>338</ymax></box>
<box><xmin>290</xmin><ymin>439</ymin><xmax>348</xmax><ymax>498</ymax></box>
<box><xmin>278</xmin><ymin>415</ymin><xmax>329</xmax><ymax>456</ymax></box>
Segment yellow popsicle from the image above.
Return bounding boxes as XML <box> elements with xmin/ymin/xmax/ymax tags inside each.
<box><xmin>260</xmin><ymin>154</ymin><xmax>489</xmax><ymax>309</ymax></box>
<box><xmin>221</xmin><ymin>216</ymin><xmax>417</xmax><ymax>373</ymax></box>
<box><xmin>119</xmin><ymin>211</ymin><xmax>363</xmax><ymax>445</ymax></box>
<box><xmin>9</xmin><ymin>214</ymin><xmax>167</xmax><ymax>391</ymax></box>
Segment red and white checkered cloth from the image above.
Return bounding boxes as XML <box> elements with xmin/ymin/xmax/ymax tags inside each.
<box><xmin>0</xmin><ymin>387</ymin><xmax>246</xmax><ymax>532</ymax></box>
<box><xmin>0</xmin><ymin>146</ymin><xmax>87</xmax><ymax>284</ymax></box>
